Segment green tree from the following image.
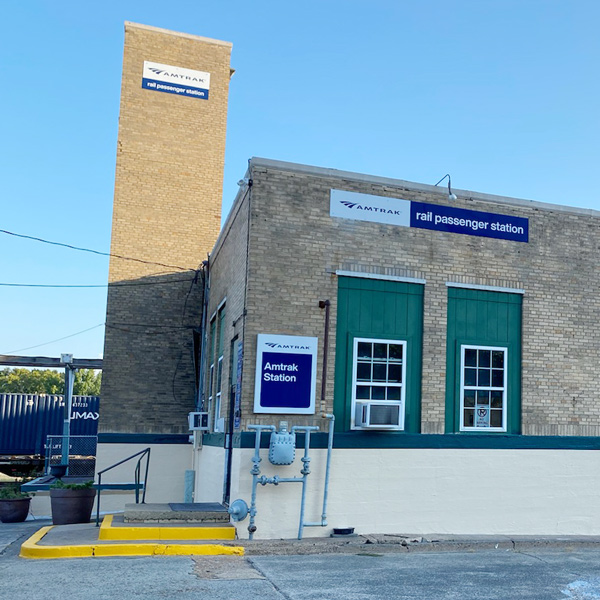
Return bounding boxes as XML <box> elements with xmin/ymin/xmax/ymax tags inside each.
<box><xmin>0</xmin><ymin>368</ymin><xmax>101</xmax><ymax>396</ymax></box>
<box><xmin>73</xmin><ymin>369</ymin><xmax>102</xmax><ymax>396</ymax></box>
<box><xmin>0</xmin><ymin>368</ymin><xmax>63</xmax><ymax>394</ymax></box>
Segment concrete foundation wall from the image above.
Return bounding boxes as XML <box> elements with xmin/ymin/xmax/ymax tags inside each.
<box><xmin>224</xmin><ymin>447</ymin><xmax>600</xmax><ymax>539</ymax></box>
<box><xmin>193</xmin><ymin>443</ymin><xmax>226</xmax><ymax>502</ymax></box>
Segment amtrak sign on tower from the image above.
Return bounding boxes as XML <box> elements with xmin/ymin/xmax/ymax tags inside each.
<box><xmin>142</xmin><ymin>61</ymin><xmax>210</xmax><ymax>99</ymax></box>
<box><xmin>254</xmin><ymin>334</ymin><xmax>318</xmax><ymax>414</ymax></box>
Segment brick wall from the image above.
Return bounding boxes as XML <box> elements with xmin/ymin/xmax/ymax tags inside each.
<box><xmin>209</xmin><ymin>158</ymin><xmax>600</xmax><ymax>436</ymax></box>
<box><xmin>101</xmin><ymin>23</ymin><xmax>232</xmax><ymax>433</ymax></box>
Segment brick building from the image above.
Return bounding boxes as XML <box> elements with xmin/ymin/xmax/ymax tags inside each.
<box><xmin>194</xmin><ymin>157</ymin><xmax>600</xmax><ymax>539</ymax></box>
<box><xmin>99</xmin><ymin>23</ymin><xmax>600</xmax><ymax>539</ymax></box>
<box><xmin>101</xmin><ymin>22</ymin><xmax>231</xmax><ymax>434</ymax></box>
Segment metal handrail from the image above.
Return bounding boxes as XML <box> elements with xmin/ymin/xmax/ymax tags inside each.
<box><xmin>95</xmin><ymin>447</ymin><xmax>151</xmax><ymax>526</ymax></box>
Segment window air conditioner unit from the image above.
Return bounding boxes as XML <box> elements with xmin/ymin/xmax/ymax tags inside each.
<box><xmin>355</xmin><ymin>402</ymin><xmax>401</xmax><ymax>429</ymax></box>
<box><xmin>188</xmin><ymin>412</ymin><xmax>210</xmax><ymax>431</ymax></box>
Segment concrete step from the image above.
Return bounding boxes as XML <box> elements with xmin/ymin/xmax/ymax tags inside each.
<box><xmin>124</xmin><ymin>502</ymin><xmax>231</xmax><ymax>523</ymax></box>
<box><xmin>101</xmin><ymin>514</ymin><xmax>236</xmax><ymax>541</ymax></box>
<box><xmin>20</xmin><ymin>519</ymin><xmax>244</xmax><ymax>559</ymax></box>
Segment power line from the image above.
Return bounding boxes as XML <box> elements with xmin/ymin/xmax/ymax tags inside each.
<box><xmin>0</xmin><ymin>278</ymin><xmax>196</xmax><ymax>288</ymax></box>
<box><xmin>3</xmin><ymin>323</ymin><xmax>105</xmax><ymax>354</ymax></box>
<box><xmin>0</xmin><ymin>228</ymin><xmax>192</xmax><ymax>272</ymax></box>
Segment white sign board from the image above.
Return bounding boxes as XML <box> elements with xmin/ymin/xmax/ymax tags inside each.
<box><xmin>330</xmin><ymin>189</ymin><xmax>411</xmax><ymax>227</ymax></box>
<box><xmin>476</xmin><ymin>407</ymin><xmax>490</xmax><ymax>427</ymax></box>
<box><xmin>142</xmin><ymin>61</ymin><xmax>210</xmax><ymax>100</ymax></box>
<box><xmin>254</xmin><ymin>334</ymin><xmax>318</xmax><ymax>415</ymax></box>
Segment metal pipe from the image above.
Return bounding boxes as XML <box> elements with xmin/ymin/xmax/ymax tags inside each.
<box><xmin>292</xmin><ymin>426</ymin><xmax>318</xmax><ymax>540</ymax></box>
<box><xmin>301</xmin><ymin>413</ymin><xmax>335</xmax><ymax>529</ymax></box>
<box><xmin>247</xmin><ymin>425</ymin><xmax>274</xmax><ymax>540</ymax></box>
<box><xmin>61</xmin><ymin>364</ymin><xmax>75</xmax><ymax>469</ymax></box>
<box><xmin>321</xmin><ymin>414</ymin><xmax>335</xmax><ymax>522</ymax></box>
<box><xmin>318</xmin><ymin>300</ymin><xmax>331</xmax><ymax>412</ymax></box>
<box><xmin>95</xmin><ymin>473</ymin><xmax>102</xmax><ymax>527</ymax></box>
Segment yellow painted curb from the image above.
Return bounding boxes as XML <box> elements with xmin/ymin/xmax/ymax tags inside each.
<box><xmin>99</xmin><ymin>514</ymin><xmax>236</xmax><ymax>541</ymax></box>
<box><xmin>19</xmin><ymin>525</ymin><xmax>244</xmax><ymax>559</ymax></box>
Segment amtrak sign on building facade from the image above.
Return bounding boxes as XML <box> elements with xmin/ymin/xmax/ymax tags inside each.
<box><xmin>330</xmin><ymin>189</ymin><xmax>529</xmax><ymax>243</ymax></box>
<box><xmin>254</xmin><ymin>334</ymin><xmax>318</xmax><ymax>414</ymax></box>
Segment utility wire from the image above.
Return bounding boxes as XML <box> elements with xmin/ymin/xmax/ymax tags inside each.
<box><xmin>3</xmin><ymin>323</ymin><xmax>105</xmax><ymax>354</ymax></box>
<box><xmin>0</xmin><ymin>228</ymin><xmax>191</xmax><ymax>272</ymax></box>
<box><xmin>0</xmin><ymin>278</ymin><xmax>196</xmax><ymax>288</ymax></box>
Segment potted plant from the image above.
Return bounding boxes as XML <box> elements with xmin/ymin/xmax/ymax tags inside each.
<box><xmin>49</xmin><ymin>479</ymin><xmax>96</xmax><ymax>525</ymax></box>
<box><xmin>0</xmin><ymin>484</ymin><xmax>32</xmax><ymax>523</ymax></box>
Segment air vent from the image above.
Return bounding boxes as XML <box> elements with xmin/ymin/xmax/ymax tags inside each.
<box><xmin>188</xmin><ymin>412</ymin><xmax>210</xmax><ymax>431</ymax></box>
<box><xmin>355</xmin><ymin>402</ymin><xmax>401</xmax><ymax>429</ymax></box>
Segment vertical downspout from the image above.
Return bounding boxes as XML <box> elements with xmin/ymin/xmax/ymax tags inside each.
<box><xmin>318</xmin><ymin>300</ymin><xmax>333</xmax><ymax>525</ymax></box>
<box><xmin>224</xmin><ymin>167</ymin><xmax>253</xmax><ymax>506</ymax></box>
<box><xmin>198</xmin><ymin>259</ymin><xmax>210</xmax><ymax>411</ymax></box>
<box><xmin>318</xmin><ymin>299</ymin><xmax>331</xmax><ymax>412</ymax></box>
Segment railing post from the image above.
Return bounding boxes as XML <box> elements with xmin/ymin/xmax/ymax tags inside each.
<box><xmin>142</xmin><ymin>448</ymin><xmax>150</xmax><ymax>504</ymax></box>
<box><xmin>95</xmin><ymin>473</ymin><xmax>102</xmax><ymax>527</ymax></box>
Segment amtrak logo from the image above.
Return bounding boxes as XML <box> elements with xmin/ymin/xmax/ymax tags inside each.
<box><xmin>147</xmin><ymin>66</ymin><xmax>206</xmax><ymax>83</ymax></box>
<box><xmin>265</xmin><ymin>342</ymin><xmax>310</xmax><ymax>350</ymax></box>
<box><xmin>338</xmin><ymin>199</ymin><xmax>404</xmax><ymax>216</ymax></box>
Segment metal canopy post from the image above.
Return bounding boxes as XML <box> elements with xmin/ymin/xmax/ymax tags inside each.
<box><xmin>61</xmin><ymin>354</ymin><xmax>75</xmax><ymax>470</ymax></box>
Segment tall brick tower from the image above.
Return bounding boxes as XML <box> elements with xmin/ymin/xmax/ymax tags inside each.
<box><xmin>101</xmin><ymin>23</ymin><xmax>232</xmax><ymax>433</ymax></box>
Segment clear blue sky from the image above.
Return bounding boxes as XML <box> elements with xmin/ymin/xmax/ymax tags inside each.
<box><xmin>2</xmin><ymin>0</ymin><xmax>599</xmax><ymax>360</ymax></box>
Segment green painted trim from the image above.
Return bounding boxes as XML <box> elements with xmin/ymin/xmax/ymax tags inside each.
<box><xmin>334</xmin><ymin>277</ymin><xmax>423</xmax><ymax>433</ymax></box>
<box><xmin>98</xmin><ymin>434</ymin><xmax>189</xmax><ymax>444</ymax></box>
<box><xmin>445</xmin><ymin>288</ymin><xmax>522</xmax><ymax>434</ymax></box>
<box><xmin>202</xmin><ymin>433</ymin><xmax>227</xmax><ymax>447</ymax></box>
<box><xmin>235</xmin><ymin>431</ymin><xmax>600</xmax><ymax>450</ymax></box>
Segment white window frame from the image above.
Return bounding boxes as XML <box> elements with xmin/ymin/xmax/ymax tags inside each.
<box><xmin>350</xmin><ymin>337</ymin><xmax>406</xmax><ymax>430</ymax></box>
<box><xmin>459</xmin><ymin>345</ymin><xmax>507</xmax><ymax>432</ymax></box>
<box><xmin>207</xmin><ymin>317</ymin><xmax>216</xmax><ymax>416</ymax></box>
<box><xmin>214</xmin><ymin>355</ymin><xmax>223</xmax><ymax>431</ymax></box>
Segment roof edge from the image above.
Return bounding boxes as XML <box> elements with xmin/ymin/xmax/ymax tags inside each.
<box><xmin>249</xmin><ymin>157</ymin><xmax>600</xmax><ymax>219</ymax></box>
<box><xmin>124</xmin><ymin>22</ymin><xmax>233</xmax><ymax>48</ymax></box>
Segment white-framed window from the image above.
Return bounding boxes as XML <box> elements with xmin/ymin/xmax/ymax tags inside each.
<box><xmin>213</xmin><ymin>304</ymin><xmax>226</xmax><ymax>432</ymax></box>
<box><xmin>351</xmin><ymin>337</ymin><xmax>406</xmax><ymax>430</ymax></box>
<box><xmin>460</xmin><ymin>345</ymin><xmax>507</xmax><ymax>432</ymax></box>
<box><xmin>215</xmin><ymin>355</ymin><xmax>223</xmax><ymax>430</ymax></box>
<box><xmin>207</xmin><ymin>317</ymin><xmax>216</xmax><ymax>415</ymax></box>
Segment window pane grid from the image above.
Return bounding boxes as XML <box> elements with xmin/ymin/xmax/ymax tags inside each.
<box><xmin>352</xmin><ymin>338</ymin><xmax>406</xmax><ymax>430</ymax></box>
<box><xmin>461</xmin><ymin>345</ymin><xmax>506</xmax><ymax>432</ymax></box>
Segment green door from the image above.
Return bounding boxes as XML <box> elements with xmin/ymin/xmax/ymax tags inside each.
<box><xmin>334</xmin><ymin>277</ymin><xmax>424</xmax><ymax>433</ymax></box>
<box><xmin>445</xmin><ymin>287</ymin><xmax>522</xmax><ymax>434</ymax></box>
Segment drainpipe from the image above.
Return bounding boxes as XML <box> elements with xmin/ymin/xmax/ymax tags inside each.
<box><xmin>197</xmin><ymin>259</ymin><xmax>210</xmax><ymax>412</ymax></box>
<box><xmin>247</xmin><ymin>424</ymin><xmax>275</xmax><ymax>539</ymax></box>
<box><xmin>318</xmin><ymin>300</ymin><xmax>331</xmax><ymax>413</ymax></box>
<box><xmin>301</xmin><ymin>414</ymin><xmax>334</xmax><ymax>530</ymax></box>
<box><xmin>295</xmin><ymin>426</ymin><xmax>319</xmax><ymax>539</ymax></box>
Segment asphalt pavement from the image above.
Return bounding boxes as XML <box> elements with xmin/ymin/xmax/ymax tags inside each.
<box><xmin>3</xmin><ymin>521</ymin><xmax>600</xmax><ymax>599</ymax></box>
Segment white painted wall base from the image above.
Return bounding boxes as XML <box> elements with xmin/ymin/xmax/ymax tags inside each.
<box><xmin>26</xmin><ymin>443</ymin><xmax>192</xmax><ymax>521</ymax></box>
<box><xmin>95</xmin><ymin>443</ymin><xmax>193</xmax><ymax>510</ymax></box>
<box><xmin>196</xmin><ymin>447</ymin><xmax>600</xmax><ymax>540</ymax></box>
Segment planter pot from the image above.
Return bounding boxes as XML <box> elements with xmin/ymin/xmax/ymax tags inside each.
<box><xmin>50</xmin><ymin>488</ymin><xmax>96</xmax><ymax>525</ymax></box>
<box><xmin>0</xmin><ymin>497</ymin><xmax>31</xmax><ymax>523</ymax></box>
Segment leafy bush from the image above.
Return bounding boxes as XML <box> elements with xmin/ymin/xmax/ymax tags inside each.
<box><xmin>50</xmin><ymin>479</ymin><xmax>95</xmax><ymax>490</ymax></box>
<box><xmin>0</xmin><ymin>484</ymin><xmax>30</xmax><ymax>499</ymax></box>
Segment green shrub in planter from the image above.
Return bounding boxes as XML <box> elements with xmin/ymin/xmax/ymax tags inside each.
<box><xmin>0</xmin><ymin>484</ymin><xmax>32</xmax><ymax>523</ymax></box>
<box><xmin>50</xmin><ymin>479</ymin><xmax>96</xmax><ymax>525</ymax></box>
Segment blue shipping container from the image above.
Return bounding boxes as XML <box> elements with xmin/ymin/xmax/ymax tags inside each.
<box><xmin>0</xmin><ymin>394</ymin><xmax>100</xmax><ymax>455</ymax></box>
